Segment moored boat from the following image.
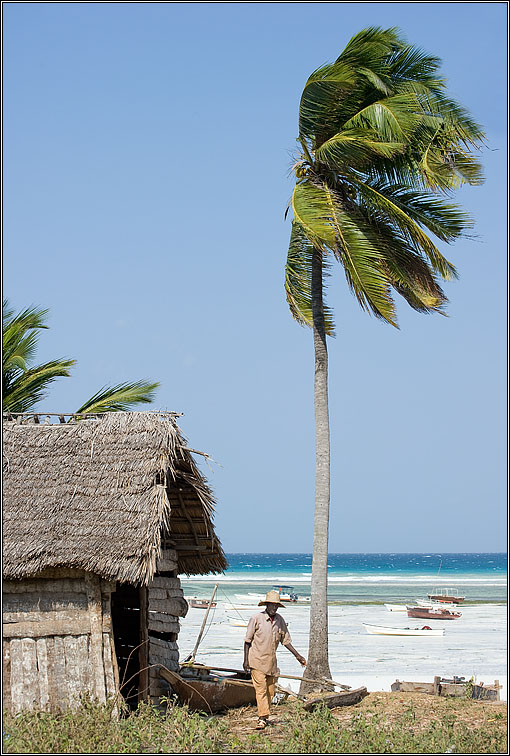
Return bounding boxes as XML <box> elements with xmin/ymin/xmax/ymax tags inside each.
<box><xmin>384</xmin><ymin>603</ymin><xmax>408</xmax><ymax>612</ymax></box>
<box><xmin>363</xmin><ymin>623</ymin><xmax>445</xmax><ymax>636</ymax></box>
<box><xmin>427</xmin><ymin>587</ymin><xmax>465</xmax><ymax>604</ymax></box>
<box><xmin>226</xmin><ymin>615</ymin><xmax>248</xmax><ymax>627</ymax></box>
<box><xmin>189</xmin><ymin>597</ymin><xmax>218</xmax><ymax>609</ymax></box>
<box><xmin>272</xmin><ymin>585</ymin><xmax>298</xmax><ymax>602</ymax></box>
<box><xmin>302</xmin><ymin>686</ymin><xmax>369</xmax><ymax>711</ymax></box>
<box><xmin>159</xmin><ymin>665</ymin><xmax>256</xmax><ymax>712</ymax></box>
<box><xmin>407</xmin><ymin>606</ymin><xmax>461</xmax><ymax>620</ymax></box>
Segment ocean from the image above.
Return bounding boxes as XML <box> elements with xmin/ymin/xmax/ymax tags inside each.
<box><xmin>178</xmin><ymin>553</ymin><xmax>507</xmax><ymax>700</ymax></box>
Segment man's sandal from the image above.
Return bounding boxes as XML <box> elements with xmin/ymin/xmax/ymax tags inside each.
<box><xmin>256</xmin><ymin>718</ymin><xmax>268</xmax><ymax>730</ymax></box>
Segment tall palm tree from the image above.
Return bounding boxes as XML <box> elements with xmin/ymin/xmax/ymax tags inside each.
<box><xmin>3</xmin><ymin>299</ymin><xmax>159</xmax><ymax>414</ymax></box>
<box><xmin>284</xmin><ymin>27</ymin><xmax>485</xmax><ymax>691</ymax></box>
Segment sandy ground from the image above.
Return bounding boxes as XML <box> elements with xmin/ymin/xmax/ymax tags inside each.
<box><xmin>223</xmin><ymin>690</ymin><xmax>508</xmax><ymax>743</ymax></box>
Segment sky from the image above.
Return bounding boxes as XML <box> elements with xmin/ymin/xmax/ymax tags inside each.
<box><xmin>3</xmin><ymin>2</ymin><xmax>507</xmax><ymax>554</ymax></box>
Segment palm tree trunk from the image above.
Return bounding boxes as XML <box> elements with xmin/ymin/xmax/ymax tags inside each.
<box><xmin>300</xmin><ymin>245</ymin><xmax>333</xmax><ymax>694</ymax></box>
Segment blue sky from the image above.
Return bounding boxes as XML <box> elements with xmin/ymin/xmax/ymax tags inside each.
<box><xmin>3</xmin><ymin>2</ymin><xmax>507</xmax><ymax>553</ymax></box>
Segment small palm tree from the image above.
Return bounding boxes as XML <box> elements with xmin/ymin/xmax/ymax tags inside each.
<box><xmin>3</xmin><ymin>300</ymin><xmax>159</xmax><ymax>414</ymax></box>
<box><xmin>284</xmin><ymin>27</ymin><xmax>485</xmax><ymax>691</ymax></box>
<box><xmin>3</xmin><ymin>301</ymin><xmax>76</xmax><ymax>412</ymax></box>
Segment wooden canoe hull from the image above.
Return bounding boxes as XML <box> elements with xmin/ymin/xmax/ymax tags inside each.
<box><xmin>391</xmin><ymin>679</ymin><xmax>500</xmax><ymax>701</ymax></box>
<box><xmin>303</xmin><ymin>686</ymin><xmax>368</xmax><ymax>711</ymax></box>
<box><xmin>407</xmin><ymin>607</ymin><xmax>461</xmax><ymax>620</ymax></box>
<box><xmin>159</xmin><ymin>666</ymin><xmax>256</xmax><ymax>712</ymax></box>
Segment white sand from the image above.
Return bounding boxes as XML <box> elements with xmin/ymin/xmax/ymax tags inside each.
<box><xmin>177</xmin><ymin>602</ymin><xmax>507</xmax><ymax>701</ymax></box>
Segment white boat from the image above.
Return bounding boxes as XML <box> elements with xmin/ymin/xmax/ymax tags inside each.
<box><xmin>384</xmin><ymin>603</ymin><xmax>408</xmax><ymax>612</ymax></box>
<box><xmin>416</xmin><ymin>599</ymin><xmax>444</xmax><ymax>608</ymax></box>
<box><xmin>226</xmin><ymin>605</ymin><xmax>258</xmax><ymax>611</ymax></box>
<box><xmin>226</xmin><ymin>615</ymin><xmax>248</xmax><ymax>627</ymax></box>
<box><xmin>272</xmin><ymin>585</ymin><xmax>298</xmax><ymax>601</ymax></box>
<box><xmin>363</xmin><ymin>623</ymin><xmax>445</xmax><ymax>637</ymax></box>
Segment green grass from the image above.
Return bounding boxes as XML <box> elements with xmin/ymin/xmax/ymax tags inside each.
<box><xmin>2</xmin><ymin>695</ymin><xmax>507</xmax><ymax>754</ymax></box>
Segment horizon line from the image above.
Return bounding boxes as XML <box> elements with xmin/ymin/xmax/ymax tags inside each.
<box><xmin>222</xmin><ymin>551</ymin><xmax>507</xmax><ymax>556</ymax></box>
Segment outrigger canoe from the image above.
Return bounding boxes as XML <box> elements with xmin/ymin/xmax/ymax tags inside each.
<box><xmin>159</xmin><ymin>665</ymin><xmax>256</xmax><ymax>712</ymax></box>
<box><xmin>302</xmin><ymin>686</ymin><xmax>368</xmax><ymax>711</ymax></box>
<box><xmin>160</xmin><ymin>664</ymin><xmax>367</xmax><ymax>713</ymax></box>
<box><xmin>363</xmin><ymin>623</ymin><xmax>445</xmax><ymax>636</ymax></box>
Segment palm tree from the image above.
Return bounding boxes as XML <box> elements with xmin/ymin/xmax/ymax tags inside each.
<box><xmin>3</xmin><ymin>301</ymin><xmax>76</xmax><ymax>412</ymax></box>
<box><xmin>3</xmin><ymin>299</ymin><xmax>159</xmax><ymax>414</ymax></box>
<box><xmin>284</xmin><ymin>27</ymin><xmax>485</xmax><ymax>691</ymax></box>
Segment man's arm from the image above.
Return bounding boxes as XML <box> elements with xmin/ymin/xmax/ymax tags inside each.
<box><xmin>243</xmin><ymin>615</ymin><xmax>257</xmax><ymax>672</ymax></box>
<box><xmin>284</xmin><ymin>642</ymin><xmax>306</xmax><ymax>666</ymax></box>
<box><xmin>243</xmin><ymin>642</ymin><xmax>251</xmax><ymax>673</ymax></box>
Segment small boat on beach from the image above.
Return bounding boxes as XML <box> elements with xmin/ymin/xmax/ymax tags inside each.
<box><xmin>226</xmin><ymin>615</ymin><xmax>248</xmax><ymax>627</ymax></box>
<box><xmin>272</xmin><ymin>585</ymin><xmax>299</xmax><ymax>602</ymax></box>
<box><xmin>427</xmin><ymin>587</ymin><xmax>465</xmax><ymax>604</ymax></box>
<box><xmin>189</xmin><ymin>597</ymin><xmax>218</xmax><ymax>609</ymax></box>
<box><xmin>407</xmin><ymin>606</ymin><xmax>461</xmax><ymax>620</ymax></box>
<box><xmin>302</xmin><ymin>686</ymin><xmax>369</xmax><ymax>711</ymax></box>
<box><xmin>363</xmin><ymin>623</ymin><xmax>445</xmax><ymax>636</ymax></box>
<box><xmin>160</xmin><ymin>665</ymin><xmax>256</xmax><ymax>712</ymax></box>
<box><xmin>227</xmin><ymin>605</ymin><xmax>258</xmax><ymax>611</ymax></box>
<box><xmin>384</xmin><ymin>603</ymin><xmax>407</xmax><ymax>612</ymax></box>
<box><xmin>392</xmin><ymin>677</ymin><xmax>501</xmax><ymax>701</ymax></box>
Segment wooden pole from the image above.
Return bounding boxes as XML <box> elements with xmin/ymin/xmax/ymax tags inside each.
<box><xmin>181</xmin><ymin>662</ymin><xmax>350</xmax><ymax>690</ymax></box>
<box><xmin>190</xmin><ymin>585</ymin><xmax>218</xmax><ymax>662</ymax></box>
<box><xmin>138</xmin><ymin>586</ymin><xmax>149</xmax><ymax>703</ymax></box>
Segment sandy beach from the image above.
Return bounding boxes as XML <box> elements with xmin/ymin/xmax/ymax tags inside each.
<box><xmin>177</xmin><ymin>598</ymin><xmax>507</xmax><ymax>701</ymax></box>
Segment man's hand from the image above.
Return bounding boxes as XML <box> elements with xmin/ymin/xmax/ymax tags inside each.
<box><xmin>243</xmin><ymin>660</ymin><xmax>250</xmax><ymax>674</ymax></box>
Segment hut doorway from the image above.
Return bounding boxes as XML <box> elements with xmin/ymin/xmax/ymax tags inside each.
<box><xmin>111</xmin><ymin>584</ymin><xmax>147</xmax><ymax>709</ymax></box>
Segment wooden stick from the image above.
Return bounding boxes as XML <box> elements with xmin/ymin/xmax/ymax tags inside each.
<box><xmin>181</xmin><ymin>663</ymin><xmax>351</xmax><ymax>690</ymax></box>
<box><xmin>189</xmin><ymin>585</ymin><xmax>218</xmax><ymax>662</ymax></box>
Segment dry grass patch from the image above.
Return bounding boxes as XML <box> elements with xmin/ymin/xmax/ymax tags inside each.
<box><xmin>3</xmin><ymin>691</ymin><xmax>507</xmax><ymax>754</ymax></box>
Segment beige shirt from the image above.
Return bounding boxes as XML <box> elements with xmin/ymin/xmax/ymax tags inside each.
<box><xmin>244</xmin><ymin>611</ymin><xmax>291</xmax><ymax>676</ymax></box>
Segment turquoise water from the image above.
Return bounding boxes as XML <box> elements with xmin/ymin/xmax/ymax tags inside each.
<box><xmin>182</xmin><ymin>553</ymin><xmax>507</xmax><ymax>604</ymax></box>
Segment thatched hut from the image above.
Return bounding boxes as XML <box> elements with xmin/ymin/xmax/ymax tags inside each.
<box><xmin>2</xmin><ymin>411</ymin><xmax>227</xmax><ymax>713</ymax></box>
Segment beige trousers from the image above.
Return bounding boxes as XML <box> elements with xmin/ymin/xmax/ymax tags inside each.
<box><xmin>250</xmin><ymin>668</ymin><xmax>277</xmax><ymax>717</ymax></box>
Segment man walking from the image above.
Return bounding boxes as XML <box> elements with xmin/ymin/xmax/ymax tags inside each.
<box><xmin>243</xmin><ymin>590</ymin><xmax>306</xmax><ymax>729</ymax></box>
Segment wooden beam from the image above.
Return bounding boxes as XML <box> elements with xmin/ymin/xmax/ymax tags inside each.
<box><xmin>84</xmin><ymin>574</ymin><xmax>107</xmax><ymax>703</ymax></box>
<box><xmin>3</xmin><ymin>617</ymin><xmax>91</xmax><ymax>638</ymax></box>
<box><xmin>175</xmin><ymin>490</ymin><xmax>200</xmax><ymax>546</ymax></box>
<box><xmin>138</xmin><ymin>587</ymin><xmax>149</xmax><ymax>704</ymax></box>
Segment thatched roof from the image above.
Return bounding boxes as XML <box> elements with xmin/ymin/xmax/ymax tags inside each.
<box><xmin>2</xmin><ymin>412</ymin><xmax>227</xmax><ymax>584</ymax></box>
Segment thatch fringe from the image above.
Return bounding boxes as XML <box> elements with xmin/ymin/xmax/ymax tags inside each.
<box><xmin>3</xmin><ymin>412</ymin><xmax>227</xmax><ymax>583</ymax></box>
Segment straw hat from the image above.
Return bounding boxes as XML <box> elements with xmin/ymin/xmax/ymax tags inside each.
<box><xmin>258</xmin><ymin>590</ymin><xmax>285</xmax><ymax>608</ymax></box>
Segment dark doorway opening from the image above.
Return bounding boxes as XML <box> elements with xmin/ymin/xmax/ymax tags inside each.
<box><xmin>111</xmin><ymin>584</ymin><xmax>142</xmax><ymax>709</ymax></box>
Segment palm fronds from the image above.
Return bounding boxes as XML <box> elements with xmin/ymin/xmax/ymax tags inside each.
<box><xmin>286</xmin><ymin>26</ymin><xmax>485</xmax><ymax>330</ymax></box>
<box><xmin>2</xmin><ymin>300</ymin><xmax>76</xmax><ymax>412</ymax></box>
<box><xmin>75</xmin><ymin>381</ymin><xmax>160</xmax><ymax>415</ymax></box>
<box><xmin>285</xmin><ymin>221</ymin><xmax>335</xmax><ymax>334</ymax></box>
